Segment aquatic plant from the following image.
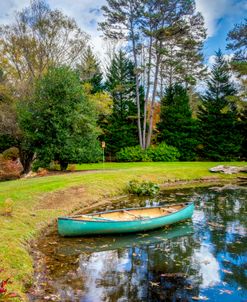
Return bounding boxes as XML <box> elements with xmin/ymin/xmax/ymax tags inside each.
<box><xmin>126</xmin><ymin>179</ymin><xmax>160</xmax><ymax>196</ymax></box>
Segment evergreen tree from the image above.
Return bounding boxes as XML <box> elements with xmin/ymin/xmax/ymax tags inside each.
<box><xmin>238</xmin><ymin>105</ymin><xmax>247</xmax><ymax>159</ymax></box>
<box><xmin>157</xmin><ymin>84</ymin><xmax>198</xmax><ymax>161</ymax></box>
<box><xmin>197</xmin><ymin>50</ymin><xmax>242</xmax><ymax>161</ymax></box>
<box><xmin>103</xmin><ymin>51</ymin><xmax>140</xmax><ymax>156</ymax></box>
<box><xmin>227</xmin><ymin>20</ymin><xmax>247</xmax><ymax>158</ymax></box>
<box><xmin>76</xmin><ymin>46</ymin><xmax>103</xmax><ymax>93</ymax></box>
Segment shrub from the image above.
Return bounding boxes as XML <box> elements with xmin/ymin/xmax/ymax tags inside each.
<box><xmin>126</xmin><ymin>179</ymin><xmax>160</xmax><ymax>196</ymax></box>
<box><xmin>37</xmin><ymin>168</ymin><xmax>48</xmax><ymax>176</ymax></box>
<box><xmin>116</xmin><ymin>146</ymin><xmax>149</xmax><ymax>162</ymax></box>
<box><xmin>67</xmin><ymin>164</ymin><xmax>76</xmax><ymax>171</ymax></box>
<box><xmin>147</xmin><ymin>143</ymin><xmax>180</xmax><ymax>161</ymax></box>
<box><xmin>0</xmin><ymin>155</ymin><xmax>22</xmax><ymax>181</ymax></box>
<box><xmin>116</xmin><ymin>143</ymin><xmax>179</xmax><ymax>162</ymax></box>
<box><xmin>32</xmin><ymin>159</ymin><xmax>50</xmax><ymax>172</ymax></box>
<box><xmin>49</xmin><ymin>161</ymin><xmax>61</xmax><ymax>171</ymax></box>
<box><xmin>2</xmin><ymin>147</ymin><xmax>19</xmax><ymax>160</ymax></box>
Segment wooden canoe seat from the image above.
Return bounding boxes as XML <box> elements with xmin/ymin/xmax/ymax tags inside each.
<box><xmin>166</xmin><ymin>209</ymin><xmax>177</xmax><ymax>213</ymax></box>
<box><xmin>122</xmin><ymin>210</ymin><xmax>149</xmax><ymax>220</ymax></box>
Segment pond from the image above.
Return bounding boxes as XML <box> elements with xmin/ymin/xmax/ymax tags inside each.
<box><xmin>29</xmin><ymin>184</ymin><xmax>247</xmax><ymax>302</ymax></box>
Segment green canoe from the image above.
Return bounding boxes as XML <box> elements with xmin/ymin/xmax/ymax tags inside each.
<box><xmin>58</xmin><ymin>202</ymin><xmax>194</xmax><ymax>237</ymax></box>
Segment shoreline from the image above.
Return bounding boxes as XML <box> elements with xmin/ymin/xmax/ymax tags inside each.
<box><xmin>0</xmin><ymin>162</ymin><xmax>246</xmax><ymax>301</ymax></box>
<box><xmin>28</xmin><ymin>178</ymin><xmax>246</xmax><ymax>301</ymax></box>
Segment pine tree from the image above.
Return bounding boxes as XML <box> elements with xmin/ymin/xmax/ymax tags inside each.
<box><xmin>197</xmin><ymin>50</ymin><xmax>242</xmax><ymax>160</ymax></box>
<box><xmin>157</xmin><ymin>84</ymin><xmax>198</xmax><ymax>161</ymax></box>
<box><xmin>227</xmin><ymin>20</ymin><xmax>247</xmax><ymax>158</ymax></box>
<box><xmin>103</xmin><ymin>51</ymin><xmax>141</xmax><ymax>156</ymax></box>
<box><xmin>76</xmin><ymin>46</ymin><xmax>103</xmax><ymax>93</ymax></box>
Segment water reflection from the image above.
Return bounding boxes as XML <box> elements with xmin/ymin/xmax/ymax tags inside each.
<box><xmin>32</xmin><ymin>185</ymin><xmax>247</xmax><ymax>302</ymax></box>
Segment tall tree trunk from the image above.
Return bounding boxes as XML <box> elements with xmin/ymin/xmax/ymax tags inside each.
<box><xmin>146</xmin><ymin>42</ymin><xmax>161</xmax><ymax>148</ymax></box>
<box><xmin>129</xmin><ymin>3</ymin><xmax>143</xmax><ymax>148</ymax></box>
<box><xmin>142</xmin><ymin>35</ymin><xmax>153</xmax><ymax>149</ymax></box>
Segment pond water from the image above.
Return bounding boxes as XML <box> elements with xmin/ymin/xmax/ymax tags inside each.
<box><xmin>30</xmin><ymin>184</ymin><xmax>247</xmax><ymax>302</ymax></box>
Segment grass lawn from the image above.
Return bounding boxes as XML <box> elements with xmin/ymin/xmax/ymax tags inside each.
<box><xmin>0</xmin><ymin>161</ymin><xmax>246</xmax><ymax>300</ymax></box>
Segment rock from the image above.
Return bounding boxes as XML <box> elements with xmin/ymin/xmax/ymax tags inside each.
<box><xmin>209</xmin><ymin>165</ymin><xmax>247</xmax><ymax>174</ymax></box>
<box><xmin>209</xmin><ymin>165</ymin><xmax>225</xmax><ymax>172</ymax></box>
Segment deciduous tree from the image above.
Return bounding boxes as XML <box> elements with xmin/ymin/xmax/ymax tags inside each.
<box><xmin>0</xmin><ymin>0</ymin><xmax>89</xmax><ymax>97</ymax></box>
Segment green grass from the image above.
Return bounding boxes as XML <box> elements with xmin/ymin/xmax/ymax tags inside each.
<box><xmin>0</xmin><ymin>161</ymin><xmax>246</xmax><ymax>300</ymax></box>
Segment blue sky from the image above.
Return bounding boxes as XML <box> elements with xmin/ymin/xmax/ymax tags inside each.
<box><xmin>197</xmin><ymin>0</ymin><xmax>247</xmax><ymax>61</ymax></box>
<box><xmin>0</xmin><ymin>0</ymin><xmax>246</xmax><ymax>63</ymax></box>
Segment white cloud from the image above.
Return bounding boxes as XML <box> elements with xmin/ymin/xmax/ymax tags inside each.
<box><xmin>48</xmin><ymin>0</ymin><xmax>105</xmax><ymax>34</ymax></box>
<box><xmin>0</xmin><ymin>0</ymin><xmax>30</xmax><ymax>23</ymax></box>
<box><xmin>195</xmin><ymin>0</ymin><xmax>247</xmax><ymax>37</ymax></box>
<box><xmin>208</xmin><ymin>53</ymin><xmax>234</xmax><ymax>66</ymax></box>
<box><xmin>193</xmin><ymin>245</ymin><xmax>221</xmax><ymax>288</ymax></box>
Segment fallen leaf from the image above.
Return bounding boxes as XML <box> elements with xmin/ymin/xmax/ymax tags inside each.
<box><xmin>139</xmin><ymin>233</ymin><xmax>149</xmax><ymax>237</ymax></box>
<box><xmin>149</xmin><ymin>281</ymin><xmax>159</xmax><ymax>287</ymax></box>
<box><xmin>161</xmin><ymin>273</ymin><xmax>186</xmax><ymax>278</ymax></box>
<box><xmin>222</xmin><ymin>269</ymin><xmax>233</xmax><ymax>274</ymax></box>
<box><xmin>208</xmin><ymin>222</ymin><xmax>224</xmax><ymax>228</ymax></box>
<box><xmin>192</xmin><ymin>295</ymin><xmax>209</xmax><ymax>300</ymax></box>
<box><xmin>220</xmin><ymin>289</ymin><xmax>233</xmax><ymax>295</ymax></box>
<box><xmin>185</xmin><ymin>285</ymin><xmax>193</xmax><ymax>290</ymax></box>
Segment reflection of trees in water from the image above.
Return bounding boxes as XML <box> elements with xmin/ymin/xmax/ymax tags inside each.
<box><xmin>196</xmin><ymin>188</ymin><xmax>247</xmax><ymax>290</ymax></box>
<box><xmin>146</xmin><ymin>236</ymin><xmax>201</xmax><ymax>302</ymax></box>
<box><xmin>34</xmin><ymin>186</ymin><xmax>247</xmax><ymax>301</ymax></box>
<box><xmin>78</xmin><ymin>232</ymin><xmax>202</xmax><ymax>301</ymax></box>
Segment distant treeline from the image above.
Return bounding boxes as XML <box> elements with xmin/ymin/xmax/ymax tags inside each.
<box><xmin>0</xmin><ymin>1</ymin><xmax>246</xmax><ymax>173</ymax></box>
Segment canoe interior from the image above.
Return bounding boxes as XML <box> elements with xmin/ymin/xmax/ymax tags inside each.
<box><xmin>71</xmin><ymin>204</ymin><xmax>186</xmax><ymax>222</ymax></box>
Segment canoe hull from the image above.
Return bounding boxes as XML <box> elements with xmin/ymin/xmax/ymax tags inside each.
<box><xmin>58</xmin><ymin>203</ymin><xmax>194</xmax><ymax>237</ymax></box>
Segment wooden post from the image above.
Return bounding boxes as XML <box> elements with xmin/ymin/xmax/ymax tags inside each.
<box><xmin>101</xmin><ymin>141</ymin><xmax>106</xmax><ymax>169</ymax></box>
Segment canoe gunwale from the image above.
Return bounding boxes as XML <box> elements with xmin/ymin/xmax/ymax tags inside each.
<box><xmin>58</xmin><ymin>202</ymin><xmax>194</xmax><ymax>223</ymax></box>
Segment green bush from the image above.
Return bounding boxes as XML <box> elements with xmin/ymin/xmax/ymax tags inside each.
<box><xmin>147</xmin><ymin>143</ymin><xmax>180</xmax><ymax>161</ymax></box>
<box><xmin>116</xmin><ymin>143</ymin><xmax>179</xmax><ymax>162</ymax></box>
<box><xmin>126</xmin><ymin>179</ymin><xmax>160</xmax><ymax>196</ymax></box>
<box><xmin>2</xmin><ymin>147</ymin><xmax>19</xmax><ymax>160</ymax></box>
<box><xmin>116</xmin><ymin>146</ymin><xmax>149</xmax><ymax>162</ymax></box>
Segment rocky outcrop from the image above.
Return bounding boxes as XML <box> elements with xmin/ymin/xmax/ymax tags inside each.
<box><xmin>209</xmin><ymin>165</ymin><xmax>247</xmax><ymax>174</ymax></box>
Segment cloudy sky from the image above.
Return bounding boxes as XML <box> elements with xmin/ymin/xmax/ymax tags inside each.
<box><xmin>0</xmin><ymin>0</ymin><xmax>246</xmax><ymax>63</ymax></box>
